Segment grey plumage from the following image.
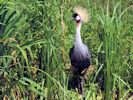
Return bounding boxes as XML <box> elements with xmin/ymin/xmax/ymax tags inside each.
<box><xmin>68</xmin><ymin>7</ymin><xmax>91</xmax><ymax>95</ymax></box>
<box><xmin>74</xmin><ymin>22</ymin><xmax>91</xmax><ymax>62</ymax></box>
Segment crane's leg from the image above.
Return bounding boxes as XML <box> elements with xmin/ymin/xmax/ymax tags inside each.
<box><xmin>77</xmin><ymin>76</ymin><xmax>85</xmax><ymax>95</ymax></box>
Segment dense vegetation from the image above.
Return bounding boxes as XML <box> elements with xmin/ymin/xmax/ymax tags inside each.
<box><xmin>0</xmin><ymin>0</ymin><xmax>133</xmax><ymax>99</ymax></box>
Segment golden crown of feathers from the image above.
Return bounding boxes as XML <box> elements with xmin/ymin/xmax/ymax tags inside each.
<box><xmin>73</xmin><ymin>6</ymin><xmax>90</xmax><ymax>23</ymax></box>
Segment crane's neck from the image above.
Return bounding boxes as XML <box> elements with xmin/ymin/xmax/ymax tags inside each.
<box><xmin>75</xmin><ymin>22</ymin><xmax>82</xmax><ymax>45</ymax></box>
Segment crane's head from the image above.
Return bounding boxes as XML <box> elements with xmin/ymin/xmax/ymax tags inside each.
<box><xmin>72</xmin><ymin>6</ymin><xmax>90</xmax><ymax>23</ymax></box>
<box><xmin>72</xmin><ymin>13</ymin><xmax>81</xmax><ymax>23</ymax></box>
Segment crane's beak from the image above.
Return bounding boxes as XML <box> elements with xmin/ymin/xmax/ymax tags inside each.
<box><xmin>70</xmin><ymin>17</ymin><xmax>75</xmax><ymax>20</ymax></box>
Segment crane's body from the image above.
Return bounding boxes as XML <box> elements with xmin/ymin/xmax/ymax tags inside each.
<box><xmin>68</xmin><ymin>7</ymin><xmax>91</xmax><ymax>94</ymax></box>
<box><xmin>69</xmin><ymin>22</ymin><xmax>91</xmax><ymax>76</ymax></box>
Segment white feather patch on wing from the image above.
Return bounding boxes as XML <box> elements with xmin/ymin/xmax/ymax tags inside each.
<box><xmin>73</xmin><ymin>6</ymin><xmax>90</xmax><ymax>23</ymax></box>
<box><xmin>74</xmin><ymin>43</ymin><xmax>91</xmax><ymax>61</ymax></box>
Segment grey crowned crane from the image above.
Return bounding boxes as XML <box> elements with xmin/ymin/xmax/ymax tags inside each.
<box><xmin>68</xmin><ymin>6</ymin><xmax>91</xmax><ymax>94</ymax></box>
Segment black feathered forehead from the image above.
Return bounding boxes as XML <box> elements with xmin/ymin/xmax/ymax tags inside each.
<box><xmin>73</xmin><ymin>13</ymin><xmax>78</xmax><ymax>18</ymax></box>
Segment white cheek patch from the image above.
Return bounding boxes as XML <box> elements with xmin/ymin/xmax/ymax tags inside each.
<box><xmin>76</xmin><ymin>16</ymin><xmax>81</xmax><ymax>20</ymax></box>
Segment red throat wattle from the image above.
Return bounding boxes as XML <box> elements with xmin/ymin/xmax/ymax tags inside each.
<box><xmin>76</xmin><ymin>20</ymin><xmax>80</xmax><ymax>27</ymax></box>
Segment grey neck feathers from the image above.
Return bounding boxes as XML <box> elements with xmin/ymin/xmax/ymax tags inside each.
<box><xmin>74</xmin><ymin>22</ymin><xmax>89</xmax><ymax>60</ymax></box>
<box><xmin>75</xmin><ymin>22</ymin><xmax>82</xmax><ymax>46</ymax></box>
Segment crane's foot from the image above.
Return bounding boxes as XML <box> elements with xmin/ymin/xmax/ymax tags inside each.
<box><xmin>68</xmin><ymin>75</ymin><xmax>85</xmax><ymax>95</ymax></box>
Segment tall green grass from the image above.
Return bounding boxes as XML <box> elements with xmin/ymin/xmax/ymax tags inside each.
<box><xmin>98</xmin><ymin>1</ymin><xmax>132</xmax><ymax>99</ymax></box>
<box><xmin>0</xmin><ymin>0</ymin><xmax>133</xmax><ymax>99</ymax></box>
